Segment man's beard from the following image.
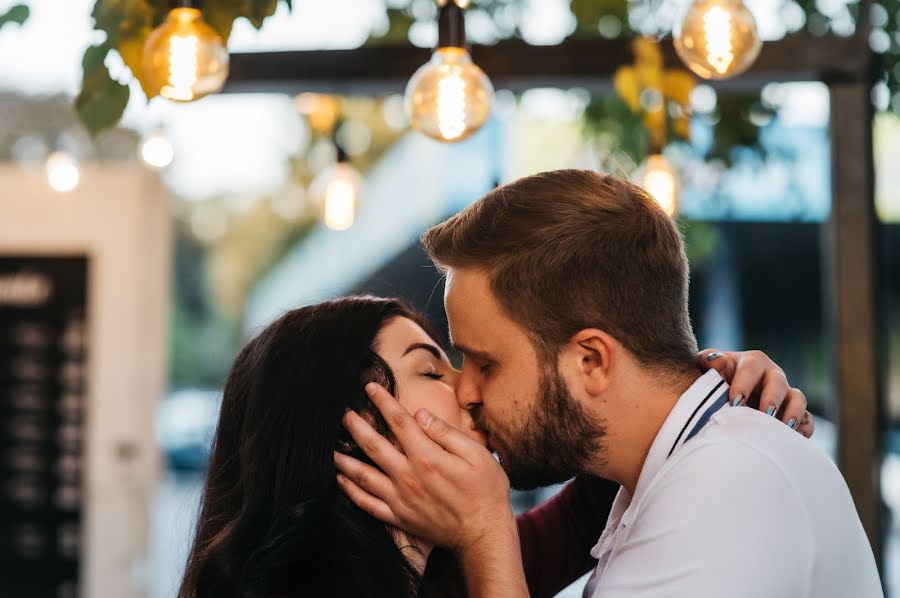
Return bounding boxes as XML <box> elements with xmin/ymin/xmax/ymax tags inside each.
<box><xmin>473</xmin><ymin>365</ymin><xmax>607</xmax><ymax>491</ymax></box>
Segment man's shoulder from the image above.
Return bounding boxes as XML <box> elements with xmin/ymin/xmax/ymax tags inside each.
<box><xmin>644</xmin><ymin>407</ymin><xmax>845</xmax><ymax>513</ymax></box>
<box><xmin>652</xmin><ymin>428</ymin><xmax>803</xmax><ymax>499</ymax></box>
<box><xmin>675</xmin><ymin>408</ymin><xmax>832</xmax><ymax>475</ymax></box>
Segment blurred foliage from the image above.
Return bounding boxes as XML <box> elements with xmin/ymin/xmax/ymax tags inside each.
<box><xmin>373</xmin><ymin>0</ymin><xmax>897</xmax><ymax>164</ymax></box>
<box><xmin>0</xmin><ymin>3</ymin><xmax>28</xmax><ymax>29</ymax></box>
<box><xmin>77</xmin><ymin>0</ymin><xmax>290</xmax><ymax>135</ymax></box>
<box><xmin>613</xmin><ymin>37</ymin><xmax>694</xmax><ymax>151</ymax></box>
<box><xmin>680</xmin><ymin>219</ymin><xmax>722</xmax><ymax>268</ymax></box>
<box><xmin>0</xmin><ymin>0</ymin><xmax>889</xmax><ymax>144</ymax></box>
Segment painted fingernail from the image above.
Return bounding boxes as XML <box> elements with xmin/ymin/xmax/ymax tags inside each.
<box><xmin>787</xmin><ymin>418</ymin><xmax>798</xmax><ymax>430</ymax></box>
<box><xmin>766</xmin><ymin>406</ymin><xmax>776</xmax><ymax>417</ymax></box>
<box><xmin>706</xmin><ymin>352</ymin><xmax>724</xmax><ymax>361</ymax></box>
<box><xmin>732</xmin><ymin>393</ymin><xmax>744</xmax><ymax>407</ymax></box>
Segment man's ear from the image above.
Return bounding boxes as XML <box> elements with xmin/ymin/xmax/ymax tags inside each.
<box><xmin>562</xmin><ymin>329</ymin><xmax>615</xmax><ymax>397</ymax></box>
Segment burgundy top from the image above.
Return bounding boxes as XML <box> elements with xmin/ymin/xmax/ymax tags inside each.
<box><xmin>423</xmin><ymin>475</ymin><xmax>620</xmax><ymax>597</ymax></box>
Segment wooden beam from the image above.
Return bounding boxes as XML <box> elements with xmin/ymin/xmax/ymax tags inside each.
<box><xmin>225</xmin><ymin>35</ymin><xmax>868</xmax><ymax>95</ymax></box>
<box><xmin>824</xmin><ymin>78</ymin><xmax>884</xmax><ymax>568</ymax></box>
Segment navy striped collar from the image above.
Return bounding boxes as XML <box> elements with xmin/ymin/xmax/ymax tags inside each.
<box><xmin>667</xmin><ymin>379</ymin><xmax>730</xmax><ymax>458</ymax></box>
<box><xmin>632</xmin><ymin>370</ymin><xmax>730</xmax><ymax>501</ymax></box>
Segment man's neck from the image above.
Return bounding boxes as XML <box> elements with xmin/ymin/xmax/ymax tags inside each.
<box><xmin>594</xmin><ymin>366</ymin><xmax>701</xmax><ymax>496</ymax></box>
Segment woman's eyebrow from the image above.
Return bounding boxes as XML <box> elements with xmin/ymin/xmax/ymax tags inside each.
<box><xmin>402</xmin><ymin>343</ymin><xmax>442</xmax><ymax>360</ymax></box>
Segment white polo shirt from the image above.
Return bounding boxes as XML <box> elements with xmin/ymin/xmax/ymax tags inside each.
<box><xmin>584</xmin><ymin>369</ymin><xmax>883</xmax><ymax>598</ymax></box>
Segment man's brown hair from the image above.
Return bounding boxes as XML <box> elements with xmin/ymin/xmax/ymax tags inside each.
<box><xmin>421</xmin><ymin>169</ymin><xmax>698</xmax><ymax>373</ymax></box>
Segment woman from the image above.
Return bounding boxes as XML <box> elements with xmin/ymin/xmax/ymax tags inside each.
<box><xmin>177</xmin><ymin>296</ymin><xmax>808</xmax><ymax>598</ymax></box>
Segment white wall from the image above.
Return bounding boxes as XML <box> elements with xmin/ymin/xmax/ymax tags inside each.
<box><xmin>0</xmin><ymin>164</ymin><xmax>172</xmax><ymax>598</ymax></box>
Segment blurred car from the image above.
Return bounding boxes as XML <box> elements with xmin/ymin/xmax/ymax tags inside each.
<box><xmin>155</xmin><ymin>389</ymin><xmax>222</xmax><ymax>472</ymax></box>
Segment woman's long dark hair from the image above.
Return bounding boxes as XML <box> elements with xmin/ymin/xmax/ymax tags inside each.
<box><xmin>177</xmin><ymin>296</ymin><xmax>461</xmax><ymax>598</ymax></box>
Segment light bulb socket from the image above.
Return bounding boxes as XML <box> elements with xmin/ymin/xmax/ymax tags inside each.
<box><xmin>437</xmin><ymin>1</ymin><xmax>466</xmax><ymax>49</ymax></box>
<box><xmin>169</xmin><ymin>0</ymin><xmax>199</xmax><ymax>9</ymax></box>
<box><xmin>335</xmin><ymin>143</ymin><xmax>349</xmax><ymax>164</ymax></box>
<box><xmin>332</xmin><ymin>118</ymin><xmax>349</xmax><ymax>162</ymax></box>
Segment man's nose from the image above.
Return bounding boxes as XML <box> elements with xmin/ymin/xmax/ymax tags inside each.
<box><xmin>455</xmin><ymin>362</ymin><xmax>482</xmax><ymax>410</ymax></box>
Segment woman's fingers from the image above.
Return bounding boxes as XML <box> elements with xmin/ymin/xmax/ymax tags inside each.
<box><xmin>778</xmin><ymin>387</ymin><xmax>810</xmax><ymax>433</ymax></box>
<box><xmin>723</xmin><ymin>350</ymin><xmax>789</xmax><ymax>414</ymax></box>
<box><xmin>796</xmin><ymin>410</ymin><xmax>816</xmax><ymax>439</ymax></box>
<box><xmin>757</xmin><ymin>366</ymin><xmax>791</xmax><ymax>418</ymax></box>
<box><xmin>698</xmin><ymin>349</ymin><xmax>736</xmax><ymax>383</ymax></box>
<box><xmin>336</xmin><ymin>472</ymin><xmax>399</xmax><ymax>526</ymax></box>
<box><xmin>415</xmin><ymin>409</ymin><xmax>487</xmax><ymax>466</ymax></box>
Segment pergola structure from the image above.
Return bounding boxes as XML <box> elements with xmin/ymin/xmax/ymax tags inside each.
<box><xmin>225</xmin><ymin>24</ymin><xmax>885</xmax><ymax>567</ymax></box>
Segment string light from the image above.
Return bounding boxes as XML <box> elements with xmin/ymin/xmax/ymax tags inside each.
<box><xmin>45</xmin><ymin>152</ymin><xmax>80</xmax><ymax>193</ymax></box>
<box><xmin>142</xmin><ymin>1</ymin><xmax>229</xmax><ymax>102</ymax></box>
<box><xmin>674</xmin><ymin>0</ymin><xmax>762</xmax><ymax>80</ymax></box>
<box><xmin>404</xmin><ymin>0</ymin><xmax>494</xmax><ymax>142</ymax></box>
<box><xmin>139</xmin><ymin>131</ymin><xmax>175</xmax><ymax>169</ymax></box>
<box><xmin>311</xmin><ymin>144</ymin><xmax>362</xmax><ymax>232</ymax></box>
<box><xmin>638</xmin><ymin>154</ymin><xmax>678</xmax><ymax>217</ymax></box>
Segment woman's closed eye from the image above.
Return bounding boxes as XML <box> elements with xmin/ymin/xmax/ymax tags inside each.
<box><xmin>422</xmin><ymin>367</ymin><xmax>445</xmax><ymax>380</ymax></box>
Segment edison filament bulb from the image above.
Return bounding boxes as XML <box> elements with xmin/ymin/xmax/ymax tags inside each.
<box><xmin>142</xmin><ymin>4</ymin><xmax>229</xmax><ymax>102</ymax></box>
<box><xmin>674</xmin><ymin>0</ymin><xmax>762</xmax><ymax>80</ymax></box>
<box><xmin>404</xmin><ymin>1</ymin><xmax>494</xmax><ymax>142</ymax></box>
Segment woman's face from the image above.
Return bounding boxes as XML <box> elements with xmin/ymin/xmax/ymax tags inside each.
<box><xmin>375</xmin><ymin>317</ymin><xmax>487</xmax><ymax>447</ymax></box>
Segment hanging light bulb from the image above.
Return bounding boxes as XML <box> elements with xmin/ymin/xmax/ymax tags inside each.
<box><xmin>142</xmin><ymin>0</ymin><xmax>229</xmax><ymax>102</ymax></box>
<box><xmin>295</xmin><ymin>93</ymin><xmax>341</xmax><ymax>137</ymax></box>
<box><xmin>674</xmin><ymin>0</ymin><xmax>762</xmax><ymax>80</ymax></box>
<box><xmin>311</xmin><ymin>144</ymin><xmax>362</xmax><ymax>231</ymax></box>
<box><xmin>140</xmin><ymin>131</ymin><xmax>175</xmax><ymax>169</ymax></box>
<box><xmin>404</xmin><ymin>0</ymin><xmax>494</xmax><ymax>142</ymax></box>
<box><xmin>45</xmin><ymin>152</ymin><xmax>80</xmax><ymax>193</ymax></box>
<box><xmin>638</xmin><ymin>154</ymin><xmax>678</xmax><ymax>217</ymax></box>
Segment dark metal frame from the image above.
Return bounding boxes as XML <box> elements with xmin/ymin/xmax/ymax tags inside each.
<box><xmin>225</xmin><ymin>31</ymin><xmax>885</xmax><ymax>568</ymax></box>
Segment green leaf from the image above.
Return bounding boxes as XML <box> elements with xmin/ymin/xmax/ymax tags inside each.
<box><xmin>0</xmin><ymin>4</ymin><xmax>29</xmax><ymax>29</ymax></box>
<box><xmin>202</xmin><ymin>0</ymin><xmax>248</xmax><ymax>42</ymax></box>
<box><xmin>92</xmin><ymin>0</ymin><xmax>128</xmax><ymax>47</ymax></box>
<box><xmin>90</xmin><ymin>1</ymin><xmax>157</xmax><ymax>97</ymax></box>
<box><xmin>82</xmin><ymin>42</ymin><xmax>112</xmax><ymax>75</ymax></box>
<box><xmin>247</xmin><ymin>0</ymin><xmax>279</xmax><ymax>28</ymax></box>
<box><xmin>76</xmin><ymin>56</ymin><xmax>131</xmax><ymax>137</ymax></box>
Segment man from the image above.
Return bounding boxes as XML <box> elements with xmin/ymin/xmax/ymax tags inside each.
<box><xmin>335</xmin><ymin>170</ymin><xmax>881</xmax><ymax>596</ymax></box>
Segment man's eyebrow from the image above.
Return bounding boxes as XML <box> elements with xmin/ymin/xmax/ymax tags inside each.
<box><xmin>450</xmin><ymin>341</ymin><xmax>495</xmax><ymax>362</ymax></box>
<box><xmin>402</xmin><ymin>343</ymin><xmax>442</xmax><ymax>360</ymax></box>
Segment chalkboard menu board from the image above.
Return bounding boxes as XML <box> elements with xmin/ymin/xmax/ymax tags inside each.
<box><xmin>0</xmin><ymin>256</ymin><xmax>88</xmax><ymax>598</ymax></box>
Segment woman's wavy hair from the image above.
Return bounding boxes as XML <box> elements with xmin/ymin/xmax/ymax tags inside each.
<box><xmin>177</xmin><ymin>296</ymin><xmax>460</xmax><ymax>598</ymax></box>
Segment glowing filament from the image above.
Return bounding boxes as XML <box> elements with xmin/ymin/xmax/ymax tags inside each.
<box><xmin>703</xmin><ymin>6</ymin><xmax>734</xmax><ymax>75</ymax></box>
<box><xmin>437</xmin><ymin>71</ymin><xmax>467</xmax><ymax>140</ymax></box>
<box><xmin>323</xmin><ymin>178</ymin><xmax>357</xmax><ymax>231</ymax></box>
<box><xmin>162</xmin><ymin>35</ymin><xmax>199</xmax><ymax>101</ymax></box>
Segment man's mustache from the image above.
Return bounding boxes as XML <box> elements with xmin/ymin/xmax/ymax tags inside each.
<box><xmin>470</xmin><ymin>407</ymin><xmax>491</xmax><ymax>434</ymax></box>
